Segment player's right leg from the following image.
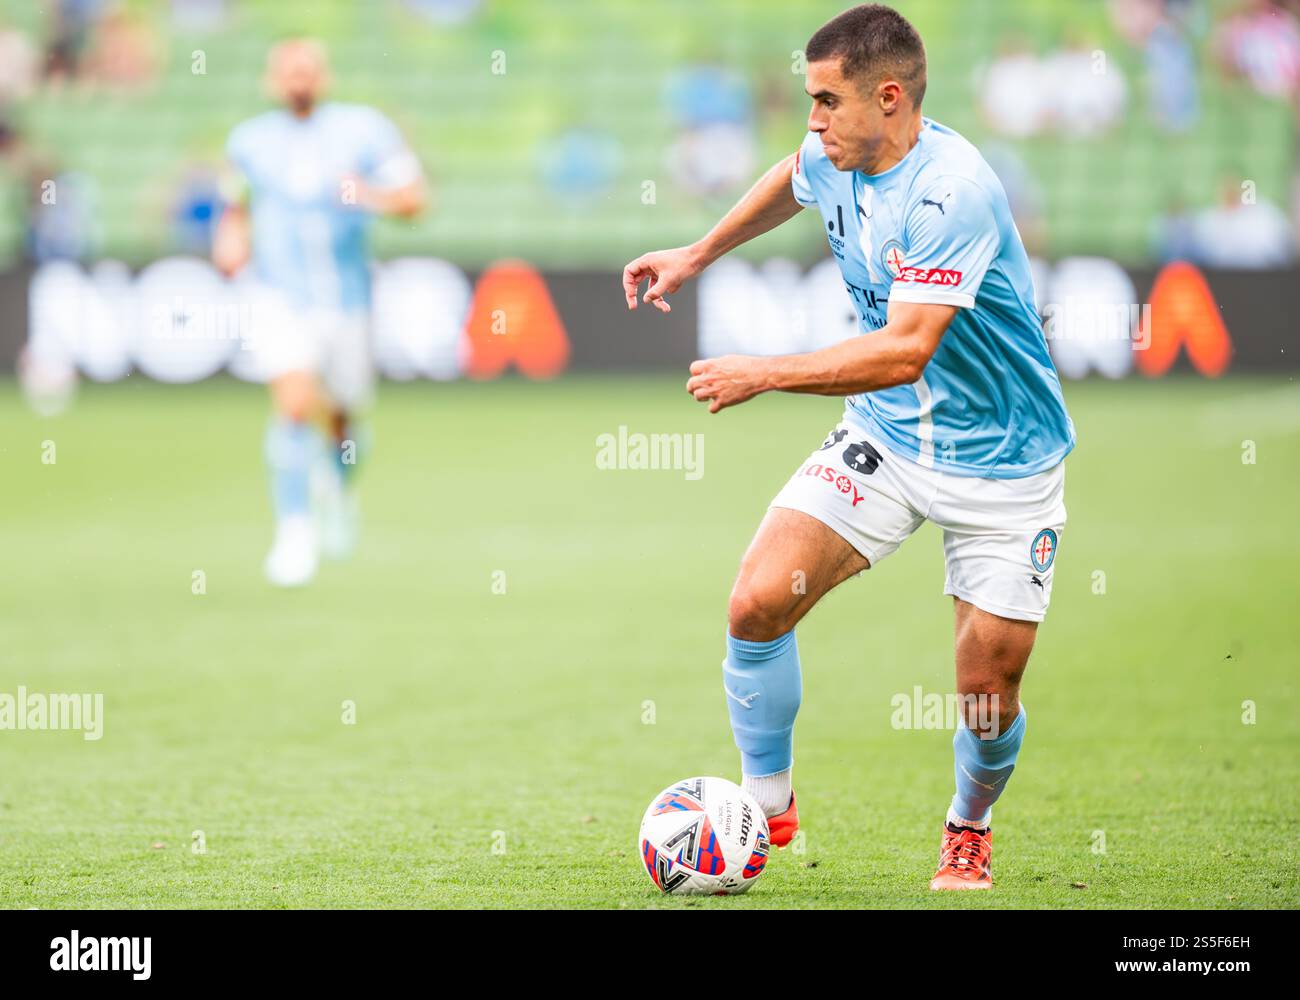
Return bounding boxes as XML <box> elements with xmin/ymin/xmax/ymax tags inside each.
<box><xmin>725</xmin><ymin>507</ymin><xmax>871</xmax><ymax>845</ymax></box>
<box><xmin>246</xmin><ymin>290</ymin><xmax>333</xmax><ymax>587</ymax></box>
<box><xmin>724</xmin><ymin>419</ymin><xmax>925</xmax><ymax>845</ymax></box>
<box><xmin>263</xmin><ymin>369</ymin><xmax>324</xmax><ymax>587</ymax></box>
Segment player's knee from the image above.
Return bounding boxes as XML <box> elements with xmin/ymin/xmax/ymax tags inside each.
<box><xmin>954</xmin><ymin>683</ymin><xmax>1007</xmax><ymax>731</ymax></box>
<box><xmin>277</xmin><ymin>401</ymin><xmax>311</xmax><ymax>423</ymax></box>
<box><xmin>271</xmin><ymin>378</ymin><xmax>317</xmax><ymax>423</ymax></box>
<box><xmin>728</xmin><ymin>581</ymin><xmax>796</xmax><ymax>642</ymax></box>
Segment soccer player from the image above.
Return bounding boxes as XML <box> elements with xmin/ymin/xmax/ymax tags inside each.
<box><xmin>213</xmin><ymin>39</ymin><xmax>425</xmax><ymax>587</ymax></box>
<box><xmin>622</xmin><ymin>4</ymin><xmax>1074</xmax><ymax>889</ymax></box>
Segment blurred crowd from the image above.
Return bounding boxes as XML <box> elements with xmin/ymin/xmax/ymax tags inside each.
<box><xmin>0</xmin><ymin>0</ymin><xmax>1298</xmax><ymax>269</ymax></box>
<box><xmin>977</xmin><ymin>0</ymin><xmax>1299</xmax><ymax>267</ymax></box>
<box><xmin>1</xmin><ymin>1</ymin><xmax>178</xmax><ymax>263</ymax></box>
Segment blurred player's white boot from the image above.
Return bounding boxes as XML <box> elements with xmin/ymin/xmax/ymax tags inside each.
<box><xmin>314</xmin><ymin>460</ymin><xmax>359</xmax><ymax>560</ymax></box>
<box><xmin>264</xmin><ymin>513</ymin><xmax>318</xmax><ymax>587</ymax></box>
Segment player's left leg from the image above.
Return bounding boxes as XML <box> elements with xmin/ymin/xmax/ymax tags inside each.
<box><xmin>929</xmin><ymin>600</ymin><xmax>1036</xmax><ymax>889</ymax></box>
<box><xmin>316</xmin><ymin>312</ymin><xmax>375</xmax><ymax>559</ymax></box>
<box><xmin>927</xmin><ymin>460</ymin><xmax>1066</xmax><ymax>889</ymax></box>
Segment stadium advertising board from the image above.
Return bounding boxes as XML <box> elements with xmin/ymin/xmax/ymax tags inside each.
<box><xmin>2</xmin><ymin>258</ymin><xmax>1293</xmax><ymax>388</ymax></box>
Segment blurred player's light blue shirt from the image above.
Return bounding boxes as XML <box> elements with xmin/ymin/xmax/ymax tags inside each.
<box><xmin>226</xmin><ymin>102</ymin><xmax>419</xmax><ymax>312</ymax></box>
<box><xmin>792</xmin><ymin>119</ymin><xmax>1075</xmax><ymax>478</ymax></box>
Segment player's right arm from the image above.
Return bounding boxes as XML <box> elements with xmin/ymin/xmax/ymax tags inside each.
<box><xmin>213</xmin><ymin>124</ymin><xmax>254</xmax><ymax>277</ymax></box>
<box><xmin>212</xmin><ymin>200</ymin><xmax>251</xmax><ymax>278</ymax></box>
<box><xmin>622</xmin><ymin>153</ymin><xmax>804</xmax><ymax>314</ymax></box>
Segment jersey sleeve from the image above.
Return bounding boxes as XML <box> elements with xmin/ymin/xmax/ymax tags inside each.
<box><xmin>361</xmin><ymin>111</ymin><xmax>422</xmax><ymax>189</ymax></box>
<box><xmin>790</xmin><ymin>132</ymin><xmax>820</xmax><ymax>208</ymax></box>
<box><xmin>218</xmin><ymin>123</ymin><xmax>254</xmax><ymax>205</ymax></box>
<box><xmin>893</xmin><ymin>175</ymin><xmax>999</xmax><ymax>309</ymax></box>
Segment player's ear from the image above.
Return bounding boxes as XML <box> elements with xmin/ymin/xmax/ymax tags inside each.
<box><xmin>878</xmin><ymin>79</ymin><xmax>903</xmax><ymax>115</ymax></box>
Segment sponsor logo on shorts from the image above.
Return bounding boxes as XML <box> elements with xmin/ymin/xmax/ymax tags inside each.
<box><xmin>1030</xmin><ymin>529</ymin><xmax>1057</xmax><ymax>572</ymax></box>
<box><xmin>798</xmin><ymin>463</ymin><xmax>868</xmax><ymax>506</ymax></box>
<box><xmin>842</xmin><ymin>440</ymin><xmax>883</xmax><ymax>474</ymax></box>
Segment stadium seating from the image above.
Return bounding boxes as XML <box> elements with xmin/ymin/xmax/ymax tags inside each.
<box><xmin>0</xmin><ymin>0</ymin><xmax>1292</xmax><ymax>268</ymax></box>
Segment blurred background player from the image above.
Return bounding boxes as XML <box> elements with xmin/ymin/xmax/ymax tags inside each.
<box><xmin>213</xmin><ymin>38</ymin><xmax>425</xmax><ymax>587</ymax></box>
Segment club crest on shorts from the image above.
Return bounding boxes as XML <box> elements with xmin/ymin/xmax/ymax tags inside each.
<box><xmin>1030</xmin><ymin>529</ymin><xmax>1057</xmax><ymax>573</ymax></box>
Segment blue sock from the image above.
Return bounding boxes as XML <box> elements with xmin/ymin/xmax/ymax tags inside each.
<box><xmin>949</xmin><ymin>704</ymin><xmax>1027</xmax><ymax>828</ymax></box>
<box><xmin>723</xmin><ymin>631</ymin><xmax>802</xmax><ymax>777</ymax></box>
<box><xmin>264</xmin><ymin>420</ymin><xmax>319</xmax><ymax>519</ymax></box>
<box><xmin>330</xmin><ymin>420</ymin><xmax>372</xmax><ymax>486</ymax></box>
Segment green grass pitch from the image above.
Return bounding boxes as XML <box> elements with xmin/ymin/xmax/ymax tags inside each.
<box><xmin>0</xmin><ymin>373</ymin><xmax>1296</xmax><ymax>909</ymax></box>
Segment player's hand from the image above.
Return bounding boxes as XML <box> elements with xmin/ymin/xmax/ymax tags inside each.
<box><xmin>686</xmin><ymin>355</ymin><xmax>773</xmax><ymax>413</ymax></box>
<box><xmin>339</xmin><ymin>172</ymin><xmax>373</xmax><ymax>211</ymax></box>
<box><xmin>622</xmin><ymin>246</ymin><xmax>703</xmax><ymax>313</ymax></box>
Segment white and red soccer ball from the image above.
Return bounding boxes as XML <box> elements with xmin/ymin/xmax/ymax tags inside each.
<box><xmin>638</xmin><ymin>776</ymin><xmax>770</xmax><ymax>895</ymax></box>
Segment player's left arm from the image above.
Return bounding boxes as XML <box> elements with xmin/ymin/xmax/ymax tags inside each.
<box><xmin>353</xmin><ymin>172</ymin><xmax>426</xmax><ymax>218</ymax></box>
<box><xmin>347</xmin><ymin>112</ymin><xmax>428</xmax><ymax>219</ymax></box>
<box><xmin>687</xmin><ymin>175</ymin><xmax>997</xmax><ymax>413</ymax></box>
<box><xmin>686</xmin><ymin>300</ymin><xmax>956</xmax><ymax>412</ymax></box>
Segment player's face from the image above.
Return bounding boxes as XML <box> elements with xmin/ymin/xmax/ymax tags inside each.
<box><xmin>805</xmin><ymin>58</ymin><xmax>885</xmax><ymax>172</ymax></box>
<box><xmin>268</xmin><ymin>44</ymin><xmax>328</xmax><ymax>114</ymax></box>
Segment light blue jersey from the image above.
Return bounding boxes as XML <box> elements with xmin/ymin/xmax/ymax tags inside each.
<box><xmin>791</xmin><ymin>119</ymin><xmax>1074</xmax><ymax>478</ymax></box>
<box><xmin>226</xmin><ymin>102</ymin><xmax>419</xmax><ymax>312</ymax></box>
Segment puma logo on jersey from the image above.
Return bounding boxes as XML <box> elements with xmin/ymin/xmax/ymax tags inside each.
<box><xmin>921</xmin><ymin>192</ymin><xmax>951</xmax><ymax>214</ymax></box>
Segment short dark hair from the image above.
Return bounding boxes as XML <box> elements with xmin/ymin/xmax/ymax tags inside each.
<box><xmin>806</xmin><ymin>4</ymin><xmax>927</xmax><ymax>107</ymax></box>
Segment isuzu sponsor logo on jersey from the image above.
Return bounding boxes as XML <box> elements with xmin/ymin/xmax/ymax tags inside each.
<box><xmin>895</xmin><ymin>266</ymin><xmax>963</xmax><ymax>286</ymax></box>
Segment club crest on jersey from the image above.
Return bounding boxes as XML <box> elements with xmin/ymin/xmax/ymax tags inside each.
<box><xmin>881</xmin><ymin>240</ymin><xmax>906</xmax><ymax>278</ymax></box>
<box><xmin>1030</xmin><ymin>529</ymin><xmax>1057</xmax><ymax>573</ymax></box>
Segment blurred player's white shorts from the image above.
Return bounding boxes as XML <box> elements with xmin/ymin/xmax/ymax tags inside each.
<box><xmin>240</xmin><ymin>287</ymin><xmax>374</xmax><ymax>410</ymax></box>
<box><xmin>770</xmin><ymin>411</ymin><xmax>1067</xmax><ymax>622</ymax></box>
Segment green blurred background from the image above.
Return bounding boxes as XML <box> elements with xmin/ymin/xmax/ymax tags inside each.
<box><xmin>0</xmin><ymin>0</ymin><xmax>1294</xmax><ymax>268</ymax></box>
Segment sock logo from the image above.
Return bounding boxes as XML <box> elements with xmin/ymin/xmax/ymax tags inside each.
<box><xmin>724</xmin><ymin>685</ymin><xmax>761</xmax><ymax>709</ymax></box>
<box><xmin>959</xmin><ymin>763</ymin><xmax>1009</xmax><ymax>793</ymax></box>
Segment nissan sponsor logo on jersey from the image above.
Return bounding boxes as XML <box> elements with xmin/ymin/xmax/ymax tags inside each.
<box><xmin>894</xmin><ymin>266</ymin><xmax>964</xmax><ymax>286</ymax></box>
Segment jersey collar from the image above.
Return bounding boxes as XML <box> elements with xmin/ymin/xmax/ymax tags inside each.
<box><xmin>854</xmin><ymin>117</ymin><xmax>930</xmax><ymax>189</ymax></box>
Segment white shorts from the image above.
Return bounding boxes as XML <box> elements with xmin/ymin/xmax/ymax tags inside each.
<box><xmin>242</xmin><ymin>287</ymin><xmax>374</xmax><ymax>410</ymax></box>
<box><xmin>770</xmin><ymin>414</ymin><xmax>1067</xmax><ymax>622</ymax></box>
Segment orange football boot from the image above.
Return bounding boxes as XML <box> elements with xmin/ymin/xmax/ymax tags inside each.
<box><xmin>766</xmin><ymin>792</ymin><xmax>799</xmax><ymax>848</ymax></box>
<box><xmin>929</xmin><ymin>824</ymin><xmax>993</xmax><ymax>890</ymax></box>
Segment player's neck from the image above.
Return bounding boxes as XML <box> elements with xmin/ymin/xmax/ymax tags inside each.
<box><xmin>858</xmin><ymin>112</ymin><xmax>923</xmax><ymax>177</ymax></box>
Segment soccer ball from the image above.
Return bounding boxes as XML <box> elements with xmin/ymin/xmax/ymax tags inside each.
<box><xmin>638</xmin><ymin>776</ymin><xmax>770</xmax><ymax>895</ymax></box>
